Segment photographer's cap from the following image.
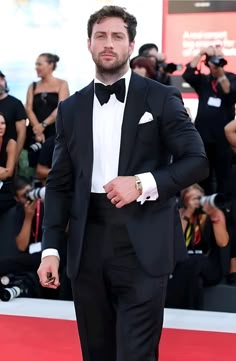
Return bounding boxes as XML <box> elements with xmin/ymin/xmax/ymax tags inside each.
<box><xmin>0</xmin><ymin>70</ymin><xmax>5</xmax><ymax>78</ymax></box>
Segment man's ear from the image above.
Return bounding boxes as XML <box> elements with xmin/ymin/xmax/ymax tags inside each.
<box><xmin>87</xmin><ymin>38</ymin><xmax>91</xmax><ymax>52</ymax></box>
<box><xmin>129</xmin><ymin>41</ymin><xmax>135</xmax><ymax>57</ymax></box>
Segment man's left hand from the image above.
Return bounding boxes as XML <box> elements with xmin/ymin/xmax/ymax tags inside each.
<box><xmin>104</xmin><ymin>176</ymin><xmax>140</xmax><ymax>208</ymax></box>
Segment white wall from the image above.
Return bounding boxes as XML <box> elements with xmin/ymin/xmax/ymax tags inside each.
<box><xmin>1</xmin><ymin>0</ymin><xmax>163</xmax><ymax>102</ymax></box>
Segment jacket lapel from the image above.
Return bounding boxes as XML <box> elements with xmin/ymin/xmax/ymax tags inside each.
<box><xmin>118</xmin><ymin>73</ymin><xmax>148</xmax><ymax>175</ymax></box>
<box><xmin>74</xmin><ymin>81</ymin><xmax>94</xmax><ymax>181</ymax></box>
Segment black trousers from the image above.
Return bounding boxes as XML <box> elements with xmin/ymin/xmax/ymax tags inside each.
<box><xmin>71</xmin><ymin>194</ymin><xmax>168</xmax><ymax>361</ymax></box>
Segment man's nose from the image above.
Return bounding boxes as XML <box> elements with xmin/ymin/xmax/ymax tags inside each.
<box><xmin>104</xmin><ymin>36</ymin><xmax>114</xmax><ymax>48</ymax></box>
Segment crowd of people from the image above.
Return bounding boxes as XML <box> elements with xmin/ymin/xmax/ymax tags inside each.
<box><xmin>0</xmin><ymin>38</ymin><xmax>236</xmax><ymax>307</ymax></box>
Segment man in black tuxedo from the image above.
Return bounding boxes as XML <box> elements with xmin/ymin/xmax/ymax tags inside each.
<box><xmin>37</xmin><ymin>5</ymin><xmax>208</xmax><ymax>361</ymax></box>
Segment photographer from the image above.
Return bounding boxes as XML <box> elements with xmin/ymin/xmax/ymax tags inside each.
<box><xmin>138</xmin><ymin>43</ymin><xmax>172</xmax><ymax>85</ymax></box>
<box><xmin>180</xmin><ymin>184</ymin><xmax>229</xmax><ymax>281</ymax></box>
<box><xmin>166</xmin><ymin>184</ymin><xmax>229</xmax><ymax>309</ymax></box>
<box><xmin>0</xmin><ymin>176</ymin><xmax>71</xmax><ymax>300</ymax></box>
<box><xmin>0</xmin><ymin>177</ymin><xmax>43</xmax><ymax>274</ymax></box>
<box><xmin>0</xmin><ymin>176</ymin><xmax>44</xmax><ymax>299</ymax></box>
<box><xmin>183</xmin><ymin>46</ymin><xmax>236</xmax><ymax>194</ymax></box>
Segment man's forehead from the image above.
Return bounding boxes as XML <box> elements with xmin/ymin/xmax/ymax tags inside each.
<box><xmin>94</xmin><ymin>17</ymin><xmax>127</xmax><ymax>32</ymax></box>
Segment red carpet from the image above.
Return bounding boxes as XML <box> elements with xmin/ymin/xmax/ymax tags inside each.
<box><xmin>0</xmin><ymin>315</ymin><xmax>235</xmax><ymax>361</ymax></box>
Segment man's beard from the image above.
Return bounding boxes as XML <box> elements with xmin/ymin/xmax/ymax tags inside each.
<box><xmin>93</xmin><ymin>52</ymin><xmax>130</xmax><ymax>75</ymax></box>
<box><xmin>0</xmin><ymin>85</ymin><xmax>6</xmax><ymax>96</ymax></box>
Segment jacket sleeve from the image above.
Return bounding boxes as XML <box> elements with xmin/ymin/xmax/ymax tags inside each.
<box><xmin>42</xmin><ymin>102</ymin><xmax>74</xmax><ymax>251</ymax></box>
<box><xmin>151</xmin><ymin>86</ymin><xmax>209</xmax><ymax>202</ymax></box>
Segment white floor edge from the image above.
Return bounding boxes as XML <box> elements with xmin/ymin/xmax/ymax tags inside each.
<box><xmin>1</xmin><ymin>298</ymin><xmax>236</xmax><ymax>334</ymax></box>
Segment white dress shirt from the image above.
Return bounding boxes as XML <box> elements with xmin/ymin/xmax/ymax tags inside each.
<box><xmin>42</xmin><ymin>69</ymin><xmax>158</xmax><ymax>259</ymax></box>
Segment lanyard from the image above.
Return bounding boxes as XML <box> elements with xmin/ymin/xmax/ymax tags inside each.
<box><xmin>211</xmin><ymin>79</ymin><xmax>218</xmax><ymax>94</ymax></box>
<box><xmin>32</xmin><ymin>200</ymin><xmax>41</xmax><ymax>242</ymax></box>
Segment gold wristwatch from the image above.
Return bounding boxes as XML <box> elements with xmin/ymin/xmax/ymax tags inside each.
<box><xmin>135</xmin><ymin>175</ymin><xmax>143</xmax><ymax>194</ymax></box>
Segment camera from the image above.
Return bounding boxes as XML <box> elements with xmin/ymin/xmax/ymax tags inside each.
<box><xmin>158</xmin><ymin>61</ymin><xmax>183</xmax><ymax>74</ymax></box>
<box><xmin>29</xmin><ymin>142</ymin><xmax>42</xmax><ymax>152</ymax></box>
<box><xmin>0</xmin><ymin>273</ymin><xmax>37</xmax><ymax>302</ymax></box>
<box><xmin>205</xmin><ymin>55</ymin><xmax>227</xmax><ymax>68</ymax></box>
<box><xmin>199</xmin><ymin>193</ymin><xmax>225</xmax><ymax>209</ymax></box>
<box><xmin>25</xmin><ymin>186</ymin><xmax>46</xmax><ymax>202</ymax></box>
<box><xmin>0</xmin><ymin>286</ymin><xmax>21</xmax><ymax>302</ymax></box>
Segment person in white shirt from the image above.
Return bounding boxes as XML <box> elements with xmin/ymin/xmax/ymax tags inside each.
<box><xmin>37</xmin><ymin>5</ymin><xmax>208</xmax><ymax>361</ymax></box>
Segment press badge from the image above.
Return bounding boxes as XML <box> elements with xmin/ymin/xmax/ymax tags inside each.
<box><xmin>207</xmin><ymin>97</ymin><xmax>221</xmax><ymax>107</ymax></box>
<box><xmin>29</xmin><ymin>242</ymin><xmax>42</xmax><ymax>254</ymax></box>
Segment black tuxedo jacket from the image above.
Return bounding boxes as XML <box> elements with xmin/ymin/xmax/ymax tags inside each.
<box><xmin>42</xmin><ymin>73</ymin><xmax>208</xmax><ymax>279</ymax></box>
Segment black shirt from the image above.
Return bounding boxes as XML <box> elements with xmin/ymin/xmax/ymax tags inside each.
<box><xmin>0</xmin><ymin>95</ymin><xmax>27</xmax><ymax>140</ymax></box>
<box><xmin>182</xmin><ymin>65</ymin><xmax>236</xmax><ymax>142</ymax></box>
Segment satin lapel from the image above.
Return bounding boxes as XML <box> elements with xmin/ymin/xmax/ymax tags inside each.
<box><xmin>75</xmin><ymin>81</ymin><xmax>94</xmax><ymax>179</ymax></box>
<box><xmin>118</xmin><ymin>73</ymin><xmax>148</xmax><ymax>175</ymax></box>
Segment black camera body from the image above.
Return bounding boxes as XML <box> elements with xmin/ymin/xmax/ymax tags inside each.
<box><xmin>158</xmin><ymin>61</ymin><xmax>183</xmax><ymax>74</ymax></box>
<box><xmin>205</xmin><ymin>55</ymin><xmax>227</xmax><ymax>68</ymax></box>
<box><xmin>0</xmin><ymin>273</ymin><xmax>37</xmax><ymax>301</ymax></box>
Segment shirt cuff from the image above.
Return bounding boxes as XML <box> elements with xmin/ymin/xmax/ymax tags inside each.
<box><xmin>135</xmin><ymin>172</ymin><xmax>159</xmax><ymax>205</ymax></box>
<box><xmin>41</xmin><ymin>248</ymin><xmax>60</xmax><ymax>260</ymax></box>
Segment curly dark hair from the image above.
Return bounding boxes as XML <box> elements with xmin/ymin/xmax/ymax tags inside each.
<box><xmin>87</xmin><ymin>5</ymin><xmax>137</xmax><ymax>42</ymax></box>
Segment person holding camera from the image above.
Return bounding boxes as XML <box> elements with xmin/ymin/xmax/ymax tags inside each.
<box><xmin>138</xmin><ymin>43</ymin><xmax>173</xmax><ymax>85</ymax></box>
<box><xmin>183</xmin><ymin>46</ymin><xmax>236</xmax><ymax>195</ymax></box>
<box><xmin>0</xmin><ymin>176</ymin><xmax>71</xmax><ymax>300</ymax></box>
<box><xmin>180</xmin><ymin>184</ymin><xmax>229</xmax><ymax>282</ymax></box>
<box><xmin>0</xmin><ymin>176</ymin><xmax>43</xmax><ymax>274</ymax></box>
<box><xmin>166</xmin><ymin>183</ymin><xmax>229</xmax><ymax>309</ymax></box>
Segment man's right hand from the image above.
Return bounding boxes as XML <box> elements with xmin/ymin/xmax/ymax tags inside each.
<box><xmin>37</xmin><ymin>256</ymin><xmax>60</xmax><ymax>289</ymax></box>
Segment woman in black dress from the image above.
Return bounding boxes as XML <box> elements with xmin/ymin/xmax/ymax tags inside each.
<box><xmin>25</xmin><ymin>53</ymin><xmax>69</xmax><ymax>165</ymax></box>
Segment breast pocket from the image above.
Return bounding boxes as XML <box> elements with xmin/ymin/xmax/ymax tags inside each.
<box><xmin>137</xmin><ymin>121</ymin><xmax>158</xmax><ymax>144</ymax></box>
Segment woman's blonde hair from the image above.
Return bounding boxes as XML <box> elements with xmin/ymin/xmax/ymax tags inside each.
<box><xmin>180</xmin><ymin>184</ymin><xmax>204</xmax><ymax>207</ymax></box>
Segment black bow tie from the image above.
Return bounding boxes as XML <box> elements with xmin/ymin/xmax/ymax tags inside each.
<box><xmin>95</xmin><ymin>78</ymin><xmax>126</xmax><ymax>105</ymax></box>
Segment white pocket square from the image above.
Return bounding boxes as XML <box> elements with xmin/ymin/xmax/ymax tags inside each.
<box><xmin>138</xmin><ymin>112</ymin><xmax>153</xmax><ymax>124</ymax></box>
